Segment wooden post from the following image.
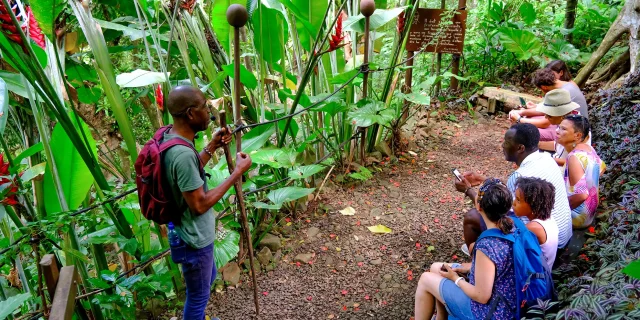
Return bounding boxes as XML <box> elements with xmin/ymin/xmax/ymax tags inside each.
<box><xmin>450</xmin><ymin>0</ymin><xmax>467</xmax><ymax>90</ymax></box>
<box><xmin>360</xmin><ymin>0</ymin><xmax>376</xmax><ymax>164</ymax></box>
<box><xmin>401</xmin><ymin>50</ymin><xmax>415</xmax><ymax>122</ymax></box>
<box><xmin>226</xmin><ymin>4</ymin><xmax>260</xmax><ymax>316</ymax></box>
<box><xmin>49</xmin><ymin>266</ymin><xmax>78</xmax><ymax>320</ymax></box>
<box><xmin>435</xmin><ymin>0</ymin><xmax>445</xmax><ymax>94</ymax></box>
<box><xmin>40</xmin><ymin>254</ymin><xmax>59</xmax><ymax>301</ymax></box>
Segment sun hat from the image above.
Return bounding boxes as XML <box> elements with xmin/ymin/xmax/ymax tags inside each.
<box><xmin>536</xmin><ymin>89</ymin><xmax>580</xmax><ymax>117</ymax></box>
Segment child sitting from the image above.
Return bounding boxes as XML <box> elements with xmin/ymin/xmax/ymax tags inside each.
<box><xmin>512</xmin><ymin>177</ymin><xmax>558</xmax><ymax>270</ymax></box>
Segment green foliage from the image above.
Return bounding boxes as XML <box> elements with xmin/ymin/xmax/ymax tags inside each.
<box><xmin>344</xmin><ymin>7</ymin><xmax>407</xmax><ymax>33</ymax></box>
<box><xmin>518</xmin><ymin>2</ymin><xmax>536</xmax><ymax>25</ymax></box>
<box><xmin>498</xmin><ymin>27</ymin><xmax>542</xmax><ymax>61</ymax></box>
<box><xmin>348</xmin><ymin>99</ymin><xmax>394</xmax><ymax>127</ymax></box>
<box><xmin>267</xmin><ymin>186</ymin><xmax>314</xmax><ymax>206</ymax></box>
<box><xmin>279</xmin><ymin>0</ymin><xmax>328</xmax><ymax>52</ymax></box>
<box><xmin>214</xmin><ymin>229</ymin><xmax>240</xmax><ymax>269</ymax></box>
<box><xmin>288</xmin><ymin>164</ymin><xmax>325</xmax><ymax>180</ymax></box>
<box><xmin>348</xmin><ymin>166</ymin><xmax>372</xmax><ymax>181</ymax></box>
<box><xmin>622</xmin><ymin>259</ymin><xmax>640</xmax><ymax>280</ymax></box>
<box><xmin>29</xmin><ymin>0</ymin><xmax>65</xmax><ymax>40</ymax></box>
<box><xmin>0</xmin><ymin>292</ymin><xmax>30</xmax><ymax>320</ymax></box>
<box><xmin>221</xmin><ymin>64</ymin><xmax>259</xmax><ymax>90</ymax></box>
<box><xmin>252</xmin><ymin>0</ymin><xmax>289</xmax><ymax>67</ymax></box>
<box><xmin>0</xmin><ymin>77</ymin><xmax>7</xmax><ymax>135</ymax></box>
<box><xmin>42</xmin><ymin>114</ymin><xmax>97</xmax><ymax>214</ymax></box>
<box><xmin>211</xmin><ymin>0</ymin><xmax>247</xmax><ymax>54</ymax></box>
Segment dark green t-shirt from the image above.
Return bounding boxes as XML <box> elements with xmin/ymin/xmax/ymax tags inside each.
<box><xmin>161</xmin><ymin>132</ymin><xmax>215</xmax><ymax>249</ymax></box>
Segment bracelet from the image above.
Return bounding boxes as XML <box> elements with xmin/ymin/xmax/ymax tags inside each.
<box><xmin>203</xmin><ymin>147</ymin><xmax>213</xmax><ymax>157</ymax></box>
<box><xmin>455</xmin><ymin>277</ymin><xmax>465</xmax><ymax>287</ymax></box>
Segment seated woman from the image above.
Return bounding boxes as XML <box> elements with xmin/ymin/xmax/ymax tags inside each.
<box><xmin>512</xmin><ymin>177</ymin><xmax>558</xmax><ymax>270</ymax></box>
<box><xmin>546</xmin><ymin>59</ymin><xmax>578</xmax><ymax>87</ymax></box>
<box><xmin>509</xmin><ymin>68</ymin><xmax>588</xmax><ymax>143</ymax></box>
<box><xmin>556</xmin><ymin>115</ymin><xmax>606</xmax><ymax>229</ymax></box>
<box><xmin>414</xmin><ymin>179</ymin><xmax>516</xmax><ymax>320</ymax></box>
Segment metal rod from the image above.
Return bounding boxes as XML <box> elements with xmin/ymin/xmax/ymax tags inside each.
<box><xmin>359</xmin><ymin>0</ymin><xmax>375</xmax><ymax>164</ymax></box>
<box><xmin>226</xmin><ymin>5</ymin><xmax>260</xmax><ymax>316</ymax></box>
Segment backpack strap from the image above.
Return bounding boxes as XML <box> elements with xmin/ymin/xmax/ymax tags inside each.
<box><xmin>157</xmin><ymin>126</ymin><xmax>205</xmax><ymax>169</ymax></box>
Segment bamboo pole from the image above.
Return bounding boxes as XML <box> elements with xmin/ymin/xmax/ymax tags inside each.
<box><xmin>226</xmin><ymin>5</ymin><xmax>260</xmax><ymax>316</ymax></box>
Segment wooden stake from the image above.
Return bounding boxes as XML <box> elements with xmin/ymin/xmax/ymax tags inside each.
<box><xmin>226</xmin><ymin>4</ymin><xmax>260</xmax><ymax>316</ymax></box>
<box><xmin>360</xmin><ymin>0</ymin><xmax>376</xmax><ymax>164</ymax></box>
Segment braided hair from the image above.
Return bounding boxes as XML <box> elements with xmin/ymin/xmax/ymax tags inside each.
<box><xmin>516</xmin><ymin>177</ymin><xmax>555</xmax><ymax>220</ymax></box>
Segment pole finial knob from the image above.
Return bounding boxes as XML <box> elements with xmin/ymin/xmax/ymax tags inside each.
<box><xmin>226</xmin><ymin>4</ymin><xmax>248</xmax><ymax>28</ymax></box>
<box><xmin>360</xmin><ymin>0</ymin><xmax>376</xmax><ymax>17</ymax></box>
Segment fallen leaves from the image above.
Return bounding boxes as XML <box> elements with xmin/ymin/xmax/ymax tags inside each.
<box><xmin>367</xmin><ymin>224</ymin><xmax>392</xmax><ymax>234</ymax></box>
<box><xmin>339</xmin><ymin>206</ymin><xmax>356</xmax><ymax>216</ymax></box>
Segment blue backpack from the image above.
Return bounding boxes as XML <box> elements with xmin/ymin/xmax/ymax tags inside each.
<box><xmin>475</xmin><ymin>216</ymin><xmax>556</xmax><ymax>319</ymax></box>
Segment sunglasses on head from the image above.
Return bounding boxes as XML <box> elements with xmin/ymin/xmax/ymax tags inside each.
<box><xmin>478</xmin><ymin>178</ymin><xmax>504</xmax><ymax>202</ymax></box>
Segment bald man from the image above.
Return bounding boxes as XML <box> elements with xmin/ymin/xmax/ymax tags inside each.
<box><xmin>163</xmin><ymin>86</ymin><xmax>251</xmax><ymax>320</ymax></box>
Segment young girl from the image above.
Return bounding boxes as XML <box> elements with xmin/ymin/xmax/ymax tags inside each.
<box><xmin>414</xmin><ymin>178</ymin><xmax>516</xmax><ymax>320</ymax></box>
<box><xmin>513</xmin><ymin>177</ymin><xmax>559</xmax><ymax>270</ymax></box>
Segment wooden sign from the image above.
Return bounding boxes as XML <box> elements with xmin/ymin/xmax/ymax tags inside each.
<box><xmin>407</xmin><ymin>9</ymin><xmax>467</xmax><ymax>54</ymax></box>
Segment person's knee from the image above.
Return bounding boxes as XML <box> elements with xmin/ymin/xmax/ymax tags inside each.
<box><xmin>430</xmin><ymin>262</ymin><xmax>443</xmax><ymax>273</ymax></box>
<box><xmin>463</xmin><ymin>208</ymin><xmax>480</xmax><ymax>223</ymax></box>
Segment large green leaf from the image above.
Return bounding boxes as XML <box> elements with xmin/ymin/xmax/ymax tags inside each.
<box><xmin>43</xmin><ymin>113</ymin><xmax>98</xmax><ymax>214</ymax></box>
<box><xmin>221</xmin><ymin>64</ymin><xmax>259</xmax><ymax>90</ymax></box>
<box><xmin>279</xmin><ymin>0</ymin><xmax>329</xmax><ymax>52</ymax></box>
<box><xmin>622</xmin><ymin>259</ymin><xmax>640</xmax><ymax>280</ymax></box>
<box><xmin>398</xmin><ymin>92</ymin><xmax>431</xmax><ymax>105</ymax></box>
<box><xmin>0</xmin><ymin>71</ymin><xmax>27</xmax><ymax>98</ymax></box>
<box><xmin>214</xmin><ymin>230</ymin><xmax>240</xmax><ymax>269</ymax></box>
<box><xmin>20</xmin><ymin>162</ymin><xmax>46</xmax><ymax>184</ymax></box>
<box><xmin>0</xmin><ymin>293</ymin><xmax>31</xmax><ymax>320</ymax></box>
<box><xmin>230</xmin><ymin>124</ymin><xmax>276</xmax><ymax>154</ymax></box>
<box><xmin>348</xmin><ymin>99</ymin><xmax>394</xmax><ymax>127</ymax></box>
<box><xmin>288</xmin><ymin>164</ymin><xmax>324</xmax><ymax>180</ymax></box>
<box><xmin>519</xmin><ymin>2</ymin><xmax>536</xmax><ymax>25</ymax></box>
<box><xmin>267</xmin><ymin>186</ymin><xmax>315</xmax><ymax>205</ymax></box>
<box><xmin>546</xmin><ymin>39</ymin><xmax>580</xmax><ymax>62</ymax></box>
<box><xmin>30</xmin><ymin>0</ymin><xmax>65</xmax><ymax>40</ymax></box>
<box><xmin>252</xmin><ymin>202</ymin><xmax>282</xmax><ymax>210</ymax></box>
<box><xmin>13</xmin><ymin>143</ymin><xmax>44</xmax><ymax>167</ymax></box>
<box><xmin>498</xmin><ymin>27</ymin><xmax>542</xmax><ymax>61</ymax></box>
<box><xmin>343</xmin><ymin>7</ymin><xmax>407</xmax><ymax>33</ymax></box>
<box><xmin>211</xmin><ymin>0</ymin><xmax>247</xmax><ymax>54</ymax></box>
<box><xmin>0</xmin><ymin>77</ymin><xmax>7</xmax><ymax>135</ymax></box>
<box><xmin>251</xmin><ymin>148</ymin><xmax>286</xmax><ymax>168</ymax></box>
<box><xmin>252</xmin><ymin>1</ymin><xmax>289</xmax><ymax>66</ymax></box>
<box><xmin>115</xmin><ymin>69</ymin><xmax>170</xmax><ymax>88</ymax></box>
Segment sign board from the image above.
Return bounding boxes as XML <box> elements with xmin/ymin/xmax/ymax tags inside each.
<box><xmin>407</xmin><ymin>9</ymin><xmax>467</xmax><ymax>54</ymax></box>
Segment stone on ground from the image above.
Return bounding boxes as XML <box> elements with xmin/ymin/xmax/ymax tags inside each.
<box><xmin>257</xmin><ymin>247</ymin><xmax>273</xmax><ymax>266</ymax></box>
<box><xmin>306</xmin><ymin>227</ymin><xmax>320</xmax><ymax>238</ymax></box>
<box><xmin>222</xmin><ymin>262</ymin><xmax>241</xmax><ymax>286</ymax></box>
<box><xmin>294</xmin><ymin>253</ymin><xmax>314</xmax><ymax>264</ymax></box>
<box><xmin>259</xmin><ymin>233</ymin><xmax>281</xmax><ymax>252</ymax></box>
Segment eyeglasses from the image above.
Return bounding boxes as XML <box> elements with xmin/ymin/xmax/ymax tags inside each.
<box><xmin>478</xmin><ymin>178</ymin><xmax>504</xmax><ymax>202</ymax></box>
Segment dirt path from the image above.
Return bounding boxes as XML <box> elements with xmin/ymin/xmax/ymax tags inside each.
<box><xmin>204</xmin><ymin>115</ymin><xmax>512</xmax><ymax>319</ymax></box>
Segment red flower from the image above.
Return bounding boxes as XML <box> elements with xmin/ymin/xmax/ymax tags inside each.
<box><xmin>155</xmin><ymin>84</ymin><xmax>164</xmax><ymax>111</ymax></box>
<box><xmin>0</xmin><ymin>153</ymin><xmax>19</xmax><ymax>206</ymax></box>
<box><xmin>25</xmin><ymin>6</ymin><xmax>45</xmax><ymax>49</ymax></box>
<box><xmin>328</xmin><ymin>14</ymin><xmax>344</xmax><ymax>52</ymax></box>
<box><xmin>588</xmin><ymin>226</ymin><xmax>595</xmax><ymax>233</ymax></box>
<box><xmin>397</xmin><ymin>11</ymin><xmax>405</xmax><ymax>34</ymax></box>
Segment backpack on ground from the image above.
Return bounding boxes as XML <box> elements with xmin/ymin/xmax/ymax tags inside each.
<box><xmin>475</xmin><ymin>215</ymin><xmax>556</xmax><ymax>319</ymax></box>
<box><xmin>134</xmin><ymin>125</ymin><xmax>203</xmax><ymax>225</ymax></box>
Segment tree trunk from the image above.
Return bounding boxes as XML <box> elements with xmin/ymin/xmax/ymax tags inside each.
<box><xmin>564</xmin><ymin>0</ymin><xmax>579</xmax><ymax>43</ymax></box>
<box><xmin>575</xmin><ymin>0</ymin><xmax>640</xmax><ymax>87</ymax></box>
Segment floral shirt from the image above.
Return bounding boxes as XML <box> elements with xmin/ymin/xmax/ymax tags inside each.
<box><xmin>470</xmin><ymin>237</ymin><xmax>516</xmax><ymax>320</ymax></box>
<box><xmin>565</xmin><ymin>148</ymin><xmax>606</xmax><ymax>228</ymax></box>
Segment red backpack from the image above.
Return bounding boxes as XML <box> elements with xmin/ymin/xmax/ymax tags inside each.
<box><xmin>134</xmin><ymin>125</ymin><xmax>203</xmax><ymax>225</ymax></box>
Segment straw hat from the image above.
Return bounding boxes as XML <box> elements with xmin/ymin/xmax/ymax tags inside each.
<box><xmin>536</xmin><ymin>89</ymin><xmax>580</xmax><ymax>117</ymax></box>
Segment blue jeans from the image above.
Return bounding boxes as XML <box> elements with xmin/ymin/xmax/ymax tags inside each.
<box><xmin>174</xmin><ymin>242</ymin><xmax>216</xmax><ymax>320</ymax></box>
<box><xmin>439</xmin><ymin>278</ymin><xmax>474</xmax><ymax>320</ymax></box>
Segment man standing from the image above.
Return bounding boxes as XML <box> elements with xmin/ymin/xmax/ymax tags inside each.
<box><xmin>456</xmin><ymin>123</ymin><xmax>572</xmax><ymax>251</ymax></box>
<box><xmin>164</xmin><ymin>86</ymin><xmax>252</xmax><ymax>319</ymax></box>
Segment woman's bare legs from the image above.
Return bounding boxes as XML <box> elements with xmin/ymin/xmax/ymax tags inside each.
<box><xmin>415</xmin><ymin>263</ymin><xmax>449</xmax><ymax>320</ymax></box>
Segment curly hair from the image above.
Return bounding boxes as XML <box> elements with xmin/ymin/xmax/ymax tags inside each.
<box><xmin>532</xmin><ymin>68</ymin><xmax>557</xmax><ymax>88</ymax></box>
<box><xmin>515</xmin><ymin>177</ymin><xmax>555</xmax><ymax>220</ymax></box>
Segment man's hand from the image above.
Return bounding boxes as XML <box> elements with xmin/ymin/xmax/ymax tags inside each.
<box><xmin>526</xmin><ymin>101</ymin><xmax>537</xmax><ymax>109</ymax></box>
<box><xmin>455</xmin><ymin>177</ymin><xmax>472</xmax><ymax>193</ymax></box>
<box><xmin>463</xmin><ymin>172</ymin><xmax>485</xmax><ymax>187</ymax></box>
<box><xmin>235</xmin><ymin>152</ymin><xmax>252</xmax><ymax>173</ymax></box>
<box><xmin>508</xmin><ymin>110</ymin><xmax>521</xmax><ymax>123</ymax></box>
<box><xmin>208</xmin><ymin>127</ymin><xmax>232</xmax><ymax>151</ymax></box>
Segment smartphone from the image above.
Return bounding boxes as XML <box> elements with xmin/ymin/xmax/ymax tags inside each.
<box><xmin>519</xmin><ymin>97</ymin><xmax>527</xmax><ymax>109</ymax></box>
<box><xmin>452</xmin><ymin>168</ymin><xmax>463</xmax><ymax>181</ymax></box>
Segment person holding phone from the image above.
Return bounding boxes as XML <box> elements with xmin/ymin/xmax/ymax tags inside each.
<box><xmin>415</xmin><ymin>179</ymin><xmax>517</xmax><ymax>320</ymax></box>
<box><xmin>454</xmin><ymin>123</ymin><xmax>572</xmax><ymax>254</ymax></box>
